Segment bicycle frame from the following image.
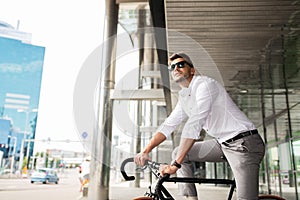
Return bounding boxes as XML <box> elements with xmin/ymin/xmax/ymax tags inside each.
<box><xmin>120</xmin><ymin>158</ymin><xmax>236</xmax><ymax>200</ymax></box>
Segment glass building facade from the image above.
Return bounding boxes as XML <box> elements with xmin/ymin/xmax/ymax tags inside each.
<box><xmin>110</xmin><ymin>2</ymin><xmax>300</xmax><ymax>199</ymax></box>
<box><xmin>0</xmin><ymin>24</ymin><xmax>45</xmax><ymax>171</ymax></box>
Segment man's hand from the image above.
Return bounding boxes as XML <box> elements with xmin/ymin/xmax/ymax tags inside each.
<box><xmin>134</xmin><ymin>132</ymin><xmax>167</xmax><ymax>167</ymax></box>
<box><xmin>159</xmin><ymin>164</ymin><xmax>179</xmax><ymax>176</ymax></box>
<box><xmin>134</xmin><ymin>152</ymin><xmax>150</xmax><ymax>166</ymax></box>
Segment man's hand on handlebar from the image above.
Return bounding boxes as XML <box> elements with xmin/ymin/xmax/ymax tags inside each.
<box><xmin>159</xmin><ymin>164</ymin><xmax>179</xmax><ymax>176</ymax></box>
<box><xmin>134</xmin><ymin>152</ymin><xmax>151</xmax><ymax>166</ymax></box>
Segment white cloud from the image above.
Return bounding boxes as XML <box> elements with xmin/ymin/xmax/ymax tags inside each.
<box><xmin>0</xmin><ymin>61</ymin><xmax>43</xmax><ymax>73</ymax></box>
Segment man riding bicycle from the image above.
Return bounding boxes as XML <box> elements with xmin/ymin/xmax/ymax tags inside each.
<box><xmin>135</xmin><ymin>52</ymin><xmax>265</xmax><ymax>200</ymax></box>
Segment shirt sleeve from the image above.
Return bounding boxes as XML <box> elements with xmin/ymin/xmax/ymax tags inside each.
<box><xmin>181</xmin><ymin>80</ymin><xmax>219</xmax><ymax>139</ymax></box>
<box><xmin>156</xmin><ymin>101</ymin><xmax>188</xmax><ymax>138</ymax></box>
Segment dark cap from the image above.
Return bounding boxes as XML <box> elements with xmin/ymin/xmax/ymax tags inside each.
<box><xmin>169</xmin><ymin>52</ymin><xmax>194</xmax><ymax>67</ymax></box>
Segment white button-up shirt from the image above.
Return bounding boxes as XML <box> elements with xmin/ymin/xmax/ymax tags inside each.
<box><xmin>157</xmin><ymin>75</ymin><xmax>256</xmax><ymax>143</ymax></box>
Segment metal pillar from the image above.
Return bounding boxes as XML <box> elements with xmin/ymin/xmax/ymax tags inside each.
<box><xmin>148</xmin><ymin>0</ymin><xmax>172</xmax><ymax>116</ymax></box>
<box><xmin>259</xmin><ymin>63</ymin><xmax>272</xmax><ymax>194</ymax></box>
<box><xmin>148</xmin><ymin>0</ymin><xmax>175</xmax><ymax>151</ymax></box>
<box><xmin>134</xmin><ymin>7</ymin><xmax>146</xmax><ymax>188</ymax></box>
<box><xmin>88</xmin><ymin>1</ymin><xmax>119</xmax><ymax>200</ymax></box>
<box><xmin>281</xmin><ymin>33</ymin><xmax>298</xmax><ymax>199</ymax></box>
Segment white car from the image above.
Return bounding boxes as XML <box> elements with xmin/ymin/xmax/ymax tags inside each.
<box><xmin>30</xmin><ymin>168</ymin><xmax>59</xmax><ymax>184</ymax></box>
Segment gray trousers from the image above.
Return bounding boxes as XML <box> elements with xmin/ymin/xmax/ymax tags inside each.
<box><xmin>172</xmin><ymin>134</ymin><xmax>265</xmax><ymax>200</ymax></box>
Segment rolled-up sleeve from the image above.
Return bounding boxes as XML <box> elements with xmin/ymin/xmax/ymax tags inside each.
<box><xmin>156</xmin><ymin>101</ymin><xmax>188</xmax><ymax>138</ymax></box>
<box><xmin>181</xmin><ymin>81</ymin><xmax>218</xmax><ymax>139</ymax></box>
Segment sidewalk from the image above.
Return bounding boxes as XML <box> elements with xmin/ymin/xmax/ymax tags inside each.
<box><xmin>79</xmin><ymin>181</ymin><xmax>236</xmax><ymax>200</ymax></box>
<box><xmin>0</xmin><ymin>170</ymin><xmax>236</xmax><ymax>199</ymax></box>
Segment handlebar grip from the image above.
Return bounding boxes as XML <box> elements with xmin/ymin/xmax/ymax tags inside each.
<box><xmin>120</xmin><ymin>157</ymin><xmax>135</xmax><ymax>181</ymax></box>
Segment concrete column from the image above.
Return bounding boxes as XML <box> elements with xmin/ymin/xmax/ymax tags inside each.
<box><xmin>88</xmin><ymin>1</ymin><xmax>119</xmax><ymax>200</ymax></box>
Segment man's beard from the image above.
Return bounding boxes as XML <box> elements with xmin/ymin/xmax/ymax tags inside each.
<box><xmin>174</xmin><ymin>73</ymin><xmax>190</xmax><ymax>83</ymax></box>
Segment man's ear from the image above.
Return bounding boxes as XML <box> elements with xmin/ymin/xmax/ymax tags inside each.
<box><xmin>191</xmin><ymin>67</ymin><xmax>195</xmax><ymax>75</ymax></box>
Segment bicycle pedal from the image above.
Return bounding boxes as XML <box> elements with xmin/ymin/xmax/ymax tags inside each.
<box><xmin>133</xmin><ymin>196</ymin><xmax>153</xmax><ymax>200</ymax></box>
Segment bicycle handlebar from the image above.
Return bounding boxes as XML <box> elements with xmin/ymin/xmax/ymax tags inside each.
<box><xmin>120</xmin><ymin>157</ymin><xmax>174</xmax><ymax>200</ymax></box>
<box><xmin>120</xmin><ymin>157</ymin><xmax>136</xmax><ymax>181</ymax></box>
<box><xmin>120</xmin><ymin>157</ymin><xmax>162</xmax><ymax>181</ymax></box>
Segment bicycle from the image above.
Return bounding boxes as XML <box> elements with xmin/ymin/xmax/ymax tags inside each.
<box><xmin>120</xmin><ymin>157</ymin><xmax>285</xmax><ymax>200</ymax></box>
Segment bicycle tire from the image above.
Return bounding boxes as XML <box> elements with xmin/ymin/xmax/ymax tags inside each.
<box><xmin>258</xmin><ymin>194</ymin><xmax>285</xmax><ymax>200</ymax></box>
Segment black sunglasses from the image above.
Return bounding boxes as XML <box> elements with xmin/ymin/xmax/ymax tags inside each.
<box><xmin>168</xmin><ymin>61</ymin><xmax>188</xmax><ymax>71</ymax></box>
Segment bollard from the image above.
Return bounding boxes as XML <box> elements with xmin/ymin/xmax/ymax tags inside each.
<box><xmin>82</xmin><ymin>186</ymin><xmax>88</xmax><ymax>197</ymax></box>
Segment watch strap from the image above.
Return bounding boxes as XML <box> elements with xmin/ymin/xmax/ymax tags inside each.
<box><xmin>171</xmin><ymin>160</ymin><xmax>181</xmax><ymax>169</ymax></box>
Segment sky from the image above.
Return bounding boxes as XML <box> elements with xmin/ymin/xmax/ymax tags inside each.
<box><xmin>0</xmin><ymin>0</ymin><xmax>106</xmax><ymax>152</ymax></box>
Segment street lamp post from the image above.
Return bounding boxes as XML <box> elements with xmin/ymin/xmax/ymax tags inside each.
<box><xmin>17</xmin><ymin>108</ymin><xmax>37</xmax><ymax>174</ymax></box>
<box><xmin>8</xmin><ymin>136</ymin><xmax>17</xmax><ymax>175</ymax></box>
<box><xmin>18</xmin><ymin>110</ymin><xmax>29</xmax><ymax>173</ymax></box>
<box><xmin>26</xmin><ymin>138</ymin><xmax>35</xmax><ymax>169</ymax></box>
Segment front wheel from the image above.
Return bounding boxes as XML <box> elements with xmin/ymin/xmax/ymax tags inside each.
<box><xmin>259</xmin><ymin>194</ymin><xmax>285</xmax><ymax>200</ymax></box>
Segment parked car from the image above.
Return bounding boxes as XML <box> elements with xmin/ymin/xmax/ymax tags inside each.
<box><xmin>30</xmin><ymin>168</ymin><xmax>59</xmax><ymax>184</ymax></box>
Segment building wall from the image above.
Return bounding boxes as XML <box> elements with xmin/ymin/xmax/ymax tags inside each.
<box><xmin>0</xmin><ymin>22</ymin><xmax>45</xmax><ymax>171</ymax></box>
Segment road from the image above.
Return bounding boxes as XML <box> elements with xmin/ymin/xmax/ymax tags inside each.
<box><xmin>0</xmin><ymin>169</ymin><xmax>235</xmax><ymax>200</ymax></box>
<box><xmin>0</xmin><ymin>169</ymin><xmax>81</xmax><ymax>200</ymax></box>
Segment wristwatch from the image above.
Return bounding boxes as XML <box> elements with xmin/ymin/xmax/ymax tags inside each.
<box><xmin>171</xmin><ymin>160</ymin><xmax>181</xmax><ymax>169</ymax></box>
